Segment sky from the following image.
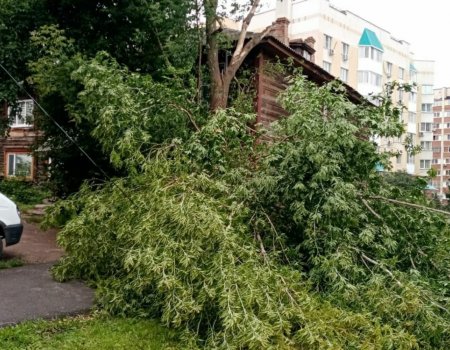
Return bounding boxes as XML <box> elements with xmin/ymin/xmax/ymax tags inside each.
<box><xmin>327</xmin><ymin>0</ymin><xmax>449</xmax><ymax>88</ymax></box>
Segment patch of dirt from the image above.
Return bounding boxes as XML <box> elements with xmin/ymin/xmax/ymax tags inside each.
<box><xmin>2</xmin><ymin>219</ymin><xmax>63</xmax><ymax>264</ymax></box>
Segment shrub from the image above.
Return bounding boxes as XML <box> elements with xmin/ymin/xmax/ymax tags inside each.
<box><xmin>0</xmin><ymin>179</ymin><xmax>50</xmax><ymax>206</ymax></box>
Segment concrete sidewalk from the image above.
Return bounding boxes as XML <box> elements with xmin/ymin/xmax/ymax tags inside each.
<box><xmin>0</xmin><ymin>263</ymin><xmax>94</xmax><ymax>327</ymax></box>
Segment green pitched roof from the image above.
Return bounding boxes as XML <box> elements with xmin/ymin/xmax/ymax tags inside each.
<box><xmin>358</xmin><ymin>28</ymin><xmax>384</xmax><ymax>52</ymax></box>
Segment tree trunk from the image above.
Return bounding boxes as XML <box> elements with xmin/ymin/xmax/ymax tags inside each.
<box><xmin>205</xmin><ymin>0</ymin><xmax>269</xmax><ymax>112</ymax></box>
<box><xmin>210</xmin><ymin>74</ymin><xmax>233</xmax><ymax>111</ymax></box>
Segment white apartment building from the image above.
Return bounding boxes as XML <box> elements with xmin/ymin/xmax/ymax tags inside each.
<box><xmin>250</xmin><ymin>0</ymin><xmax>435</xmax><ymax>175</ymax></box>
<box><xmin>431</xmin><ymin>87</ymin><xmax>450</xmax><ymax>196</ymax></box>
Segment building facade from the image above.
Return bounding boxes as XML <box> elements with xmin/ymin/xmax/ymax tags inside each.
<box><xmin>431</xmin><ymin>87</ymin><xmax>450</xmax><ymax>197</ymax></box>
<box><xmin>250</xmin><ymin>0</ymin><xmax>435</xmax><ymax>175</ymax></box>
<box><xmin>0</xmin><ymin>99</ymin><xmax>41</xmax><ymax>180</ymax></box>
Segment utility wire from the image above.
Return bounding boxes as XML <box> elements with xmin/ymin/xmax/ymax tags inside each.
<box><xmin>0</xmin><ymin>61</ymin><xmax>112</xmax><ymax>182</ymax></box>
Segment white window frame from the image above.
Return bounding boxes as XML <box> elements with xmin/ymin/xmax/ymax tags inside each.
<box><xmin>422</xmin><ymin>103</ymin><xmax>432</xmax><ymax>112</ymax></box>
<box><xmin>324</xmin><ymin>34</ymin><xmax>332</xmax><ymax>50</ymax></box>
<box><xmin>420</xmin><ymin>141</ymin><xmax>431</xmax><ymax>151</ymax></box>
<box><xmin>420</xmin><ymin>159</ymin><xmax>431</xmax><ymax>169</ymax></box>
<box><xmin>6</xmin><ymin>152</ymin><xmax>33</xmax><ymax>178</ymax></box>
<box><xmin>342</xmin><ymin>42</ymin><xmax>349</xmax><ymax>61</ymax></box>
<box><xmin>340</xmin><ymin>67</ymin><xmax>348</xmax><ymax>82</ymax></box>
<box><xmin>323</xmin><ymin>61</ymin><xmax>331</xmax><ymax>73</ymax></box>
<box><xmin>386</xmin><ymin>62</ymin><xmax>393</xmax><ymax>77</ymax></box>
<box><xmin>420</xmin><ymin>123</ymin><xmax>432</xmax><ymax>132</ymax></box>
<box><xmin>8</xmin><ymin>99</ymin><xmax>34</xmax><ymax>128</ymax></box>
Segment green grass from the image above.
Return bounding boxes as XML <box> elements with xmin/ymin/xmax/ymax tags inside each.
<box><xmin>0</xmin><ymin>315</ymin><xmax>183</xmax><ymax>349</ymax></box>
<box><xmin>0</xmin><ymin>258</ymin><xmax>24</xmax><ymax>270</ymax></box>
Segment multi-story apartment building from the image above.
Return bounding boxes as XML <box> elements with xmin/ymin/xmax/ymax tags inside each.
<box><xmin>414</xmin><ymin>61</ymin><xmax>435</xmax><ymax>177</ymax></box>
<box><xmin>431</xmin><ymin>87</ymin><xmax>450</xmax><ymax>196</ymax></box>
<box><xmin>250</xmin><ymin>0</ymin><xmax>435</xmax><ymax>175</ymax></box>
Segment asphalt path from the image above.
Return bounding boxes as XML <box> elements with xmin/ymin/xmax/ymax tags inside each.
<box><xmin>0</xmin><ymin>263</ymin><xmax>94</xmax><ymax>327</ymax></box>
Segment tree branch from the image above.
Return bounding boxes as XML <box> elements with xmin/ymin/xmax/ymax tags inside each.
<box><xmin>255</xmin><ymin>232</ymin><xmax>267</xmax><ymax>261</ymax></box>
<box><xmin>359</xmin><ymin>251</ymin><xmax>403</xmax><ymax>287</ymax></box>
<box><xmin>360</xmin><ymin>197</ymin><xmax>383</xmax><ymax>220</ymax></box>
<box><xmin>233</xmin><ymin>0</ymin><xmax>262</xmax><ymax>59</ymax></box>
<box><xmin>169</xmin><ymin>103</ymin><xmax>200</xmax><ymax>131</ymax></box>
<box><xmin>369</xmin><ymin>196</ymin><xmax>450</xmax><ymax>216</ymax></box>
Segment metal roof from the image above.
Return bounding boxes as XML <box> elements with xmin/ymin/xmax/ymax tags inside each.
<box><xmin>359</xmin><ymin>28</ymin><xmax>384</xmax><ymax>52</ymax></box>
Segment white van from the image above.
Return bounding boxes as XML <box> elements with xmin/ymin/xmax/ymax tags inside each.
<box><xmin>0</xmin><ymin>192</ymin><xmax>23</xmax><ymax>257</ymax></box>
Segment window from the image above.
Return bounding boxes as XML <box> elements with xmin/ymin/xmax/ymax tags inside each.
<box><xmin>422</xmin><ymin>103</ymin><xmax>432</xmax><ymax>112</ymax></box>
<box><xmin>358</xmin><ymin>46</ymin><xmax>382</xmax><ymax>61</ymax></box>
<box><xmin>8</xmin><ymin>100</ymin><xmax>33</xmax><ymax>127</ymax></box>
<box><xmin>408</xmin><ymin>112</ymin><xmax>416</xmax><ymax>123</ymax></box>
<box><xmin>342</xmin><ymin>42</ymin><xmax>349</xmax><ymax>61</ymax></box>
<box><xmin>421</xmin><ymin>141</ymin><xmax>432</xmax><ymax>150</ymax></box>
<box><xmin>434</xmin><ymin>135</ymin><xmax>442</xmax><ymax>141</ymax></box>
<box><xmin>410</xmin><ymin>69</ymin><xmax>417</xmax><ymax>83</ymax></box>
<box><xmin>323</xmin><ymin>61</ymin><xmax>331</xmax><ymax>73</ymax></box>
<box><xmin>303</xmin><ymin>51</ymin><xmax>311</xmax><ymax>61</ymax></box>
<box><xmin>409</xmin><ymin>91</ymin><xmax>416</xmax><ymax>103</ymax></box>
<box><xmin>6</xmin><ymin>153</ymin><xmax>32</xmax><ymax>178</ymax></box>
<box><xmin>398</xmin><ymin>90</ymin><xmax>404</xmax><ymax>103</ymax></box>
<box><xmin>386</xmin><ymin>62</ymin><xmax>393</xmax><ymax>77</ymax></box>
<box><xmin>422</xmin><ymin>85</ymin><xmax>433</xmax><ymax>94</ymax></box>
<box><xmin>398</xmin><ymin>67</ymin><xmax>405</xmax><ymax>80</ymax></box>
<box><xmin>340</xmin><ymin>68</ymin><xmax>348</xmax><ymax>82</ymax></box>
<box><xmin>396</xmin><ymin>154</ymin><xmax>402</xmax><ymax>164</ymax></box>
<box><xmin>420</xmin><ymin>159</ymin><xmax>431</xmax><ymax>169</ymax></box>
<box><xmin>432</xmin><ymin>147</ymin><xmax>441</xmax><ymax>153</ymax></box>
<box><xmin>420</xmin><ymin>123</ymin><xmax>432</xmax><ymax>132</ymax></box>
<box><xmin>358</xmin><ymin>71</ymin><xmax>382</xmax><ymax>87</ymax></box>
<box><xmin>407</xmin><ymin>153</ymin><xmax>414</xmax><ymax>164</ymax></box>
<box><xmin>432</xmin><ymin>159</ymin><xmax>439</xmax><ymax>164</ymax></box>
<box><xmin>434</xmin><ymin>112</ymin><xmax>441</xmax><ymax>117</ymax></box>
<box><xmin>324</xmin><ymin>35</ymin><xmax>332</xmax><ymax>49</ymax></box>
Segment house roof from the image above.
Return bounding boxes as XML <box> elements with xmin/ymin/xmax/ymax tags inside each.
<box><xmin>253</xmin><ymin>36</ymin><xmax>366</xmax><ymax>105</ymax></box>
<box><xmin>358</xmin><ymin>28</ymin><xmax>384</xmax><ymax>52</ymax></box>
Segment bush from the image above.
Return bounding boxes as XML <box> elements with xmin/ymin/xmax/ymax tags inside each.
<box><xmin>0</xmin><ymin>179</ymin><xmax>50</xmax><ymax>206</ymax></box>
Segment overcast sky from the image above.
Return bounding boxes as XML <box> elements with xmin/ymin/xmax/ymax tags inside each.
<box><xmin>328</xmin><ymin>0</ymin><xmax>448</xmax><ymax>88</ymax></box>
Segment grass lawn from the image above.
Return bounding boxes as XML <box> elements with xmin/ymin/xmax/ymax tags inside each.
<box><xmin>0</xmin><ymin>315</ymin><xmax>183</xmax><ymax>349</ymax></box>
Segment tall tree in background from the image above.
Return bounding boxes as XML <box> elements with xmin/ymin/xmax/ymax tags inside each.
<box><xmin>0</xmin><ymin>0</ymin><xmax>198</xmax><ymax>195</ymax></box>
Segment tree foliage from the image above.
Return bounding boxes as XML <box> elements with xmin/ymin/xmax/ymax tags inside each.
<box><xmin>46</xmin><ymin>73</ymin><xmax>450</xmax><ymax>349</ymax></box>
<box><xmin>0</xmin><ymin>0</ymin><xmax>199</xmax><ymax>194</ymax></box>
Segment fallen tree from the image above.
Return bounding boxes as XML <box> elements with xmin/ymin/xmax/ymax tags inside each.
<box><xmin>45</xmin><ymin>66</ymin><xmax>450</xmax><ymax>348</ymax></box>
